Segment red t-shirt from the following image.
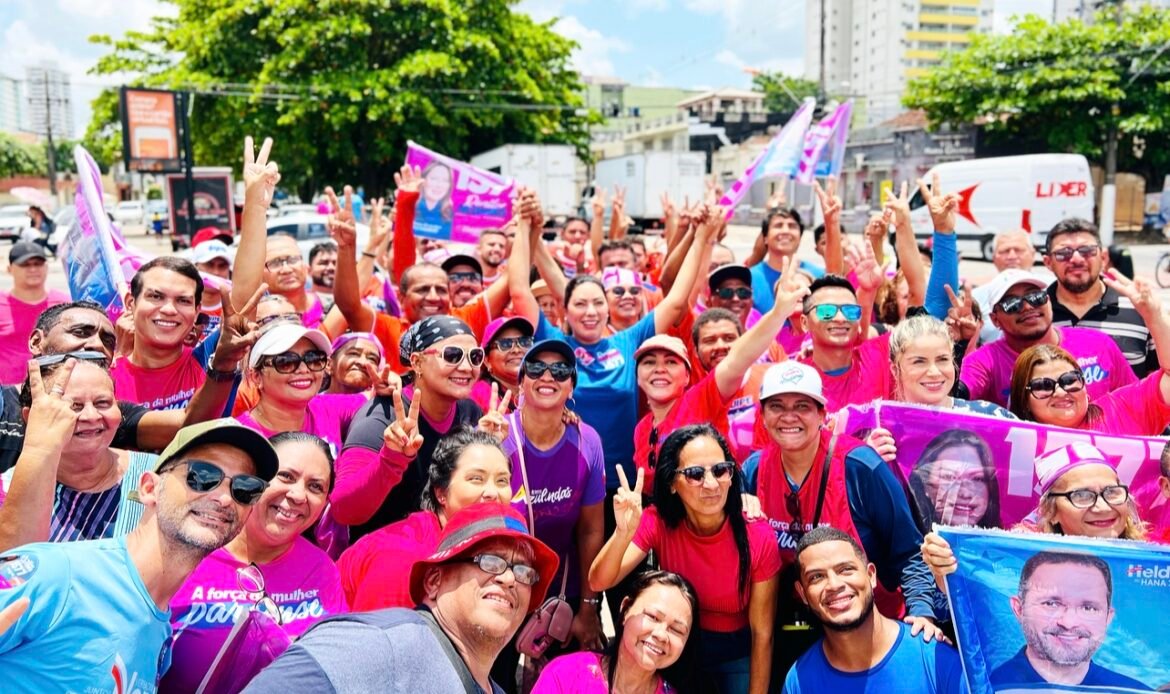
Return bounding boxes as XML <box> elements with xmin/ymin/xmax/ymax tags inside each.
<box><xmin>110</xmin><ymin>349</ymin><xmax>206</xmax><ymax>411</ymax></box>
<box><xmin>337</xmin><ymin>510</ymin><xmax>442</xmax><ymax>611</ymax></box>
<box><xmin>634</xmin><ymin>372</ymin><xmax>730</xmax><ymax>489</ymax></box>
<box><xmin>1082</xmin><ymin>371</ymin><xmax>1170</xmax><ymax>436</ymax></box>
<box><xmin>632</xmin><ymin>505</ymin><xmax>780</xmax><ymax>632</ymax></box>
<box><xmin>799</xmin><ymin>333</ymin><xmax>893</xmax><ymax>412</ymax></box>
<box><xmin>370</xmin><ymin>296</ymin><xmax>492</xmax><ymax>375</ymax></box>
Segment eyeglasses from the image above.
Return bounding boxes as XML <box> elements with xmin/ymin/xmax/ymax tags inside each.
<box><xmin>424</xmin><ymin>345</ymin><xmax>486</xmax><ymax>367</ymax></box>
<box><xmin>264</xmin><ymin>255</ymin><xmax>302</xmax><ymax>271</ymax></box>
<box><xmin>805</xmin><ymin>303</ymin><xmax>863</xmax><ymax>322</ymax></box>
<box><xmin>257</xmin><ymin>312</ymin><xmax>303</xmax><ymax>328</ymax></box>
<box><xmin>459</xmin><ymin>553</ymin><xmax>540</xmax><ymax>586</ymax></box>
<box><xmin>1025</xmin><ymin>370</ymin><xmax>1085</xmax><ymax>399</ymax></box>
<box><xmin>609</xmin><ymin>286</ymin><xmax>642</xmax><ymax>298</ymax></box>
<box><xmin>997</xmin><ymin>290</ymin><xmax>1049</xmax><ymax>314</ymax></box>
<box><xmin>34</xmin><ymin>351</ymin><xmax>109</xmax><ymax>368</ymax></box>
<box><xmin>785</xmin><ymin>492</ymin><xmax>805</xmax><ymax>543</ymax></box>
<box><xmin>493</xmin><ymin>336</ymin><xmax>534</xmax><ymax>353</ymax></box>
<box><xmin>675</xmin><ymin>461</ymin><xmax>736</xmax><ymax>486</ymax></box>
<box><xmin>237</xmin><ymin>562</ymin><xmax>283</xmax><ymax>625</ymax></box>
<box><xmin>523</xmin><ymin>360</ymin><xmax>574</xmax><ymax>382</ymax></box>
<box><xmin>715</xmin><ymin>287</ymin><xmax>752</xmax><ymax>300</ymax></box>
<box><xmin>448</xmin><ymin>271</ymin><xmax>482</xmax><ymax>284</ymax></box>
<box><xmin>648</xmin><ymin>426</ymin><xmax>659</xmax><ymax>473</ymax></box>
<box><xmin>1049</xmin><ymin>244</ymin><xmax>1099</xmax><ymax>262</ymax></box>
<box><xmin>164</xmin><ymin>460</ymin><xmax>268</xmax><ymax>505</ymax></box>
<box><xmin>1047</xmin><ymin>485</ymin><xmax>1129</xmax><ymax>509</ymax></box>
<box><xmin>260</xmin><ymin>350</ymin><xmax>329</xmax><ymax>374</ymax></box>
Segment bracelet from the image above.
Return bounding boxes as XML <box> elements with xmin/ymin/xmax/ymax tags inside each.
<box><xmin>361</xmin><ymin>251</ymin><xmax>377</xmax><ymax>259</ymax></box>
<box><xmin>205</xmin><ymin>364</ymin><xmax>240</xmax><ymax>382</ymax></box>
<box><xmin>581</xmin><ymin>597</ymin><xmax>601</xmax><ymax>606</ymax></box>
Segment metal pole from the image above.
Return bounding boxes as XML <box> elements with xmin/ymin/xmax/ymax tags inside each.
<box><xmin>819</xmin><ymin>0</ymin><xmax>827</xmax><ymax>101</ymax></box>
<box><xmin>43</xmin><ymin>74</ymin><xmax>57</xmax><ymax>196</ymax></box>
<box><xmin>1099</xmin><ymin>0</ymin><xmax>1123</xmax><ymax>246</ymax></box>
<box><xmin>180</xmin><ymin>91</ymin><xmax>197</xmax><ymax>240</ymax></box>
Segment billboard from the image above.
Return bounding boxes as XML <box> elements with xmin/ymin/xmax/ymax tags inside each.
<box><xmin>166</xmin><ymin>170</ymin><xmax>236</xmax><ymax>238</ymax></box>
<box><xmin>120</xmin><ymin>87</ymin><xmax>182</xmax><ymax>172</ymax></box>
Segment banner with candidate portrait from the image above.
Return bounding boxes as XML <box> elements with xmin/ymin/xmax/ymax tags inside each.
<box><xmin>404</xmin><ymin>141</ymin><xmax>515</xmax><ymax>243</ymax></box>
<box><xmin>939</xmin><ymin>526</ymin><xmax>1170</xmax><ymax>693</ymax></box>
<box><xmin>832</xmin><ymin>401</ymin><xmax>1170</xmax><ymax>532</ymax></box>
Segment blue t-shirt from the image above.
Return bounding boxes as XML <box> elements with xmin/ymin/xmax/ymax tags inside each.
<box><xmin>991</xmin><ymin>647</ymin><xmax>1150</xmax><ymax>690</ymax></box>
<box><xmin>534</xmin><ymin>311</ymin><xmax>657</xmax><ymax>489</ymax></box>
<box><xmin>783</xmin><ymin>622</ymin><xmax>967</xmax><ymax>694</ymax></box>
<box><xmin>0</xmin><ymin>535</ymin><xmax>172</xmax><ymax>692</ymax></box>
<box><xmin>750</xmin><ymin>259</ymin><xmax>824</xmax><ymax>313</ymax></box>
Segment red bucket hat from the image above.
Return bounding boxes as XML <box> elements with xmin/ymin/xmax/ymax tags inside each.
<box><xmin>409</xmin><ymin>503</ymin><xmax>559</xmax><ymax>612</ymax></box>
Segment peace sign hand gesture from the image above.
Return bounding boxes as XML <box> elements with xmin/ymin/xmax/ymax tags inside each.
<box><xmin>916</xmin><ymin>172</ymin><xmax>959</xmax><ymax>234</ymax></box>
<box><xmin>613</xmin><ymin>465</ymin><xmax>644</xmax><ymax>538</ymax></box>
<box><xmin>1103</xmin><ymin>271</ymin><xmax>1161</xmax><ymax>318</ymax></box>
<box><xmin>325</xmin><ymin>186</ymin><xmax>358</xmax><ymax>250</ymax></box>
<box><xmin>243</xmin><ymin>136</ymin><xmax>280</xmax><ymax>209</ymax></box>
<box><xmin>210</xmin><ymin>282</ymin><xmax>267</xmax><ymax>372</ymax></box>
<box><xmin>383</xmin><ymin>388</ymin><xmax>425</xmax><ymax>458</ymax></box>
<box><xmin>363</xmin><ymin>362</ymin><xmax>402</xmax><ymax>398</ymax></box>
<box><xmin>771</xmin><ymin>256</ymin><xmax>812</xmax><ymax>318</ymax></box>
<box><xmin>944</xmin><ymin>284</ymin><xmax>980</xmax><ymax>343</ymax></box>
<box><xmin>477</xmin><ymin>382</ymin><xmax>512</xmax><ymax>442</ymax></box>
<box><xmin>24</xmin><ymin>358</ymin><xmax>81</xmax><ymax>453</ymax></box>
<box><xmin>883</xmin><ymin>181</ymin><xmax>911</xmax><ymax>230</ymax></box>
<box><xmin>813</xmin><ymin>177</ymin><xmax>841</xmax><ymax>228</ymax></box>
<box><xmin>854</xmin><ymin>235</ymin><xmax>884</xmax><ymax>293</ymax></box>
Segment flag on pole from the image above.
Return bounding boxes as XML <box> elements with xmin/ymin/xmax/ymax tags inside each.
<box><xmin>796</xmin><ymin>100</ymin><xmax>853</xmax><ymax>184</ymax></box>
<box><xmin>719</xmin><ymin>97</ymin><xmax>815</xmax><ymax>216</ymax></box>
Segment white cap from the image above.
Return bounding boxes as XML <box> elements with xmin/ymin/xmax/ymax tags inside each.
<box><xmin>194</xmin><ymin>240</ymin><xmax>233</xmax><ymax>265</ymax></box>
<box><xmin>759</xmin><ymin>362</ymin><xmax>826</xmax><ymax>406</ymax></box>
<box><xmin>984</xmin><ymin>269</ymin><xmax>1049</xmax><ymax>309</ymax></box>
<box><xmin>248</xmin><ymin>323</ymin><xmax>332</xmax><ymax>369</ymax></box>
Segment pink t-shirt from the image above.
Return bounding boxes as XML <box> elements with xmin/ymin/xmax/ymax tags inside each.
<box><xmin>632</xmin><ymin>506</ymin><xmax>780</xmax><ymax>633</ymax></box>
<box><xmin>338</xmin><ymin>510</ymin><xmax>442</xmax><ymax>611</ymax></box>
<box><xmin>0</xmin><ymin>289</ymin><xmax>70</xmax><ymax>385</ymax></box>
<box><xmin>961</xmin><ymin>327</ymin><xmax>1136</xmax><ymax>407</ymax></box>
<box><xmin>110</xmin><ymin>349</ymin><xmax>206</xmax><ymax>410</ymax></box>
<box><xmin>798</xmin><ymin>333</ymin><xmax>893</xmax><ymax>413</ymax></box>
<box><xmin>634</xmin><ymin>372</ymin><xmax>730</xmax><ymax>489</ymax></box>
<box><xmin>236</xmin><ymin>392</ymin><xmax>368</xmax><ymax>455</ymax></box>
<box><xmin>164</xmin><ymin>537</ymin><xmax>347</xmax><ymax>692</ymax></box>
<box><xmin>1081</xmin><ymin>371</ymin><xmax>1170</xmax><ymax>436</ymax></box>
<box><xmin>533</xmin><ymin>651</ymin><xmax>675</xmax><ymax>693</ymax></box>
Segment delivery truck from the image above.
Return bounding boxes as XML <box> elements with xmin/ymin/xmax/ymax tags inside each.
<box><xmin>585</xmin><ymin>152</ymin><xmax>707</xmax><ymax>229</ymax></box>
<box><xmin>470</xmin><ymin>144</ymin><xmax>579</xmax><ymax>217</ymax></box>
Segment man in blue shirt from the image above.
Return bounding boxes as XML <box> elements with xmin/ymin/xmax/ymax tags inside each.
<box><xmin>750</xmin><ymin>207</ymin><xmax>824</xmax><ymax>314</ymax></box>
<box><xmin>991</xmin><ymin>550</ymin><xmax>1150</xmax><ymax>690</ymax></box>
<box><xmin>0</xmin><ymin>418</ymin><xmax>277</xmax><ymax>692</ymax></box>
<box><xmin>783</xmin><ymin>527</ymin><xmax>966</xmax><ymax>694</ymax></box>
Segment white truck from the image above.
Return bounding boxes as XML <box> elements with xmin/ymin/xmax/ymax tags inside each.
<box><xmin>470</xmin><ymin>144</ymin><xmax>579</xmax><ymax>217</ymax></box>
<box><xmin>585</xmin><ymin>152</ymin><xmax>707</xmax><ymax>229</ymax></box>
<box><xmin>908</xmin><ymin>153</ymin><xmax>1095</xmax><ymax>260</ymax></box>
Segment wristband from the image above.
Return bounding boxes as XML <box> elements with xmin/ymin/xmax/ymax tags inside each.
<box><xmin>362</xmin><ymin>251</ymin><xmax>378</xmax><ymax>259</ymax></box>
<box><xmin>581</xmin><ymin>597</ymin><xmax>601</xmax><ymax>606</ymax></box>
<box><xmin>205</xmin><ymin>364</ymin><xmax>240</xmax><ymax>382</ymax></box>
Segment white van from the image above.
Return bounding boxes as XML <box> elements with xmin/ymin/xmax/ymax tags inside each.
<box><xmin>908</xmin><ymin>154</ymin><xmax>1095</xmax><ymax>260</ymax></box>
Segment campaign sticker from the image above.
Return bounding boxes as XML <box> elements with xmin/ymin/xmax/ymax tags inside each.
<box><xmin>0</xmin><ymin>554</ymin><xmax>37</xmax><ymax>590</ymax></box>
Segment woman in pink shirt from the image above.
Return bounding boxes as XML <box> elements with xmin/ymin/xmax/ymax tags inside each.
<box><xmin>534</xmin><ymin>570</ymin><xmax>701</xmax><ymax>694</ymax></box>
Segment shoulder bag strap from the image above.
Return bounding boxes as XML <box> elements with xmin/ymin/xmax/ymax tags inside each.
<box><xmin>415</xmin><ymin>608</ymin><xmax>484</xmax><ymax>694</ymax></box>
<box><xmin>810</xmin><ymin>426</ymin><xmax>842</xmax><ymax>528</ymax></box>
<box><xmin>510</xmin><ymin>412</ymin><xmax>570</xmax><ymax>600</ymax></box>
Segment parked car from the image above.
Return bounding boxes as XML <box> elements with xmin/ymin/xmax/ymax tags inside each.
<box><xmin>274</xmin><ymin>203</ymin><xmax>320</xmax><ymax>217</ymax></box>
<box><xmin>0</xmin><ymin>204</ymin><xmax>30</xmax><ymax>242</ymax></box>
<box><xmin>262</xmin><ymin>213</ymin><xmax>370</xmax><ymax>259</ymax></box>
<box><xmin>113</xmin><ymin>200</ymin><xmax>147</xmax><ymax>227</ymax></box>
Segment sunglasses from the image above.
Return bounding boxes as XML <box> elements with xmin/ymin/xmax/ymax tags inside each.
<box><xmin>459</xmin><ymin>553</ymin><xmax>540</xmax><ymax>586</ymax></box>
<box><xmin>1026</xmin><ymin>370</ymin><xmax>1085</xmax><ymax>399</ymax></box>
<box><xmin>805</xmin><ymin>303</ymin><xmax>863</xmax><ymax>322</ymax></box>
<box><xmin>264</xmin><ymin>255</ymin><xmax>302</xmax><ymax>271</ymax></box>
<box><xmin>165</xmin><ymin>460</ymin><xmax>268</xmax><ymax>505</ymax></box>
<box><xmin>493</xmin><ymin>336</ymin><xmax>534</xmax><ymax>353</ymax></box>
<box><xmin>715</xmin><ymin>287</ymin><xmax>752</xmax><ymax>300</ymax></box>
<box><xmin>609</xmin><ymin>286</ymin><xmax>642</xmax><ymax>298</ymax></box>
<box><xmin>1047</xmin><ymin>485</ymin><xmax>1129</xmax><ymax>509</ymax></box>
<box><xmin>648</xmin><ymin>426</ymin><xmax>659</xmax><ymax>474</ymax></box>
<box><xmin>675</xmin><ymin>461</ymin><xmax>736</xmax><ymax>486</ymax></box>
<box><xmin>261</xmin><ymin>350</ymin><xmax>329</xmax><ymax>374</ymax></box>
<box><xmin>997</xmin><ymin>290</ymin><xmax>1049</xmax><ymax>314</ymax></box>
<box><xmin>785</xmin><ymin>492</ymin><xmax>805</xmax><ymax>543</ymax></box>
<box><xmin>257</xmin><ymin>312</ymin><xmax>303</xmax><ymax>328</ymax></box>
<box><xmin>34</xmin><ymin>350</ymin><xmax>109</xmax><ymax>368</ymax></box>
<box><xmin>424</xmin><ymin>345</ymin><xmax>486</xmax><ymax>367</ymax></box>
<box><xmin>1049</xmin><ymin>244</ymin><xmax>1099</xmax><ymax>262</ymax></box>
<box><xmin>448</xmin><ymin>271</ymin><xmax>482</xmax><ymax>284</ymax></box>
<box><xmin>523</xmin><ymin>360</ymin><xmax>575</xmax><ymax>382</ymax></box>
<box><xmin>237</xmin><ymin>562</ymin><xmax>283</xmax><ymax>625</ymax></box>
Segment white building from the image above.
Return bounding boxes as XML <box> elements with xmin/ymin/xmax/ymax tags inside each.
<box><xmin>806</xmin><ymin>0</ymin><xmax>994</xmax><ymax>127</ymax></box>
<box><xmin>0</xmin><ymin>73</ymin><xmax>23</xmax><ymax>133</ymax></box>
<box><xmin>24</xmin><ymin>62</ymin><xmax>73</xmax><ymax>139</ymax></box>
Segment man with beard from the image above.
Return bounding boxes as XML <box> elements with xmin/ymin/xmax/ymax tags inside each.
<box><xmin>442</xmin><ymin>254</ymin><xmax>485</xmax><ymax>309</ymax></box>
<box><xmin>308</xmin><ymin>241</ymin><xmax>338</xmax><ymax>312</ymax></box>
<box><xmin>245</xmin><ymin>503</ymin><xmax>558</xmax><ymax>694</ymax></box>
<box><xmin>1044</xmin><ymin>218</ymin><xmax>1157</xmax><ymax>377</ymax></box>
<box><xmin>475</xmin><ymin>229</ymin><xmax>508</xmax><ymax>286</ymax></box>
<box><xmin>960</xmin><ymin>269</ymin><xmax>1135</xmax><ymax>407</ymax></box>
<box><xmin>0</xmin><ymin>419</ymin><xmax>277</xmax><ymax>691</ymax></box>
<box><xmin>783</xmin><ymin>527</ymin><xmax>966</xmax><ymax>694</ymax></box>
<box><xmin>992</xmin><ymin>551</ymin><xmax>1148</xmax><ymax>689</ymax></box>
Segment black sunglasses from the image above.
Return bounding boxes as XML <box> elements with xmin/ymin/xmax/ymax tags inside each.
<box><xmin>493</xmin><ymin>336</ymin><xmax>534</xmax><ymax>353</ymax></box>
<box><xmin>675</xmin><ymin>461</ymin><xmax>736</xmax><ymax>486</ymax></box>
<box><xmin>648</xmin><ymin>426</ymin><xmax>659</xmax><ymax>474</ymax></box>
<box><xmin>786</xmin><ymin>492</ymin><xmax>805</xmax><ymax>543</ymax></box>
<box><xmin>261</xmin><ymin>350</ymin><xmax>329</xmax><ymax>374</ymax></box>
<box><xmin>448</xmin><ymin>271</ymin><xmax>482</xmax><ymax>283</ymax></box>
<box><xmin>997</xmin><ymin>290</ymin><xmax>1049</xmax><ymax>315</ymax></box>
<box><xmin>425</xmin><ymin>345</ymin><xmax>486</xmax><ymax>367</ymax></box>
<box><xmin>523</xmin><ymin>360</ymin><xmax>575</xmax><ymax>382</ymax></box>
<box><xmin>34</xmin><ymin>351</ymin><xmax>109</xmax><ymax>368</ymax></box>
<box><xmin>165</xmin><ymin>460</ymin><xmax>268</xmax><ymax>505</ymax></box>
<box><xmin>715</xmin><ymin>287</ymin><xmax>752</xmax><ymax>300</ymax></box>
<box><xmin>1049</xmin><ymin>244</ymin><xmax>1099</xmax><ymax>262</ymax></box>
<box><xmin>1026</xmin><ymin>370</ymin><xmax>1085</xmax><ymax>399</ymax></box>
<box><xmin>609</xmin><ymin>286</ymin><xmax>642</xmax><ymax>298</ymax></box>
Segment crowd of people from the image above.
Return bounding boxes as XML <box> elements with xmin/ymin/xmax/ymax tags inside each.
<box><xmin>0</xmin><ymin>134</ymin><xmax>1167</xmax><ymax>694</ymax></box>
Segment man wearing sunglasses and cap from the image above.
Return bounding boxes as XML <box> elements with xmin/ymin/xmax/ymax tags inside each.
<box><xmin>960</xmin><ymin>268</ymin><xmax>1136</xmax><ymax>408</ymax></box>
<box><xmin>0</xmin><ymin>418</ymin><xmax>277</xmax><ymax>691</ymax></box>
<box><xmin>246</xmin><ymin>502</ymin><xmax>558</xmax><ymax>694</ymax></box>
<box><xmin>0</xmin><ymin>241</ymin><xmax>70</xmax><ymax>385</ymax></box>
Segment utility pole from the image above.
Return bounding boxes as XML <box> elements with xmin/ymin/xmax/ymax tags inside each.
<box><xmin>1099</xmin><ymin>0</ymin><xmax>1123</xmax><ymax>246</ymax></box>
<box><xmin>40</xmin><ymin>72</ymin><xmax>57</xmax><ymax>196</ymax></box>
<box><xmin>819</xmin><ymin>0</ymin><xmax>827</xmax><ymax>102</ymax></box>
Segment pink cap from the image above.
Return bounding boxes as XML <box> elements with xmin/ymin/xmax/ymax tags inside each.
<box><xmin>1036</xmin><ymin>442</ymin><xmax>1114</xmax><ymax>495</ymax></box>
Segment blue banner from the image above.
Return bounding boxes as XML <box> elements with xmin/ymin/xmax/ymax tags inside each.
<box><xmin>939</xmin><ymin>526</ymin><xmax>1170</xmax><ymax>693</ymax></box>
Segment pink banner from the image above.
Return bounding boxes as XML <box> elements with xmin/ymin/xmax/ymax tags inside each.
<box><xmin>833</xmin><ymin>401</ymin><xmax>1169</xmax><ymax>532</ymax></box>
<box><xmin>796</xmin><ymin>100</ymin><xmax>853</xmax><ymax>184</ymax></box>
<box><xmin>405</xmin><ymin>141</ymin><xmax>515</xmax><ymax>243</ymax></box>
<box><xmin>719</xmin><ymin>98</ymin><xmax>814</xmax><ymax>218</ymax></box>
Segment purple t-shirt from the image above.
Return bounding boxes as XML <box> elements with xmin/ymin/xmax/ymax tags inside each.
<box><xmin>502</xmin><ymin>412</ymin><xmax>606</xmax><ymax>598</ymax></box>
<box><xmin>960</xmin><ymin>326</ymin><xmax>1136</xmax><ymax>407</ymax></box>
<box><xmin>236</xmin><ymin>392</ymin><xmax>368</xmax><ymax>456</ymax></box>
<box><xmin>164</xmin><ymin>536</ymin><xmax>348</xmax><ymax>692</ymax></box>
<box><xmin>533</xmin><ymin>651</ymin><xmax>675</xmax><ymax>693</ymax></box>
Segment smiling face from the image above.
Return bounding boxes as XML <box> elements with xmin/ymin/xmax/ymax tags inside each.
<box><xmin>637</xmin><ymin>350</ymin><xmax>689</xmax><ymax>407</ymax></box>
<box><xmin>414</xmin><ymin>334</ymin><xmax>481</xmax><ymax>402</ymax></box>
<box><xmin>422</xmin><ymin>164</ymin><xmax>452</xmax><ymax>205</ymax></box>
<box><xmin>264</xmin><ymin>236</ymin><xmax>307</xmax><ymax>296</ymax></box>
<box><xmin>255</xmin><ymin>337</ymin><xmax>327</xmax><ymax>407</ymax></box>
<box><xmin>803</xmin><ymin>286</ymin><xmax>861</xmax><ymax>350</ymax></box>
<box><xmin>437</xmin><ymin>444</ymin><xmax>513</xmax><ymax>517</ymax></box>
<box><xmin>447</xmin><ymin>263</ymin><xmax>484</xmax><ymax>309</ymax></box>
<box><xmin>309</xmin><ymin>249</ymin><xmax>338</xmax><ymax>289</ymax></box>
<box><xmin>427</xmin><ymin>538</ymin><xmax>534</xmax><ymax>644</ymax></box>
<box><xmin>477</xmin><ymin>233</ymin><xmax>507</xmax><ymax>269</ymax></box>
<box><xmin>796</xmin><ymin>539</ymin><xmax>877</xmax><ymax>632</ymax></box>
<box><xmin>1026</xmin><ymin>359</ymin><xmax>1088</xmax><ymax>428</ymax></box>
<box><xmin>129</xmin><ymin>267</ymin><xmax>199</xmax><ymax>351</ymax></box>
<box><xmin>247</xmin><ymin>439</ymin><xmax>331</xmax><ymax>547</ymax></box>
<box><xmin>765</xmin><ymin>213</ymin><xmax>802</xmax><ymax>257</ymax></box>
<box><xmin>607</xmin><ymin>284</ymin><xmax>644</xmax><ymax>324</ymax></box>
<box><xmin>671</xmin><ymin>435</ymin><xmax>732</xmax><ymax>518</ymax></box>
<box><xmin>402</xmin><ymin>266</ymin><xmax>451</xmax><ymax>321</ymax></box>
<box><xmin>895</xmin><ymin>333</ymin><xmax>955</xmax><ymax>406</ymax></box>
<box><xmin>485</xmin><ymin>327</ymin><xmax>529</xmax><ymax>386</ymax></box>
<box><xmin>153</xmin><ymin>443</ymin><xmax>258</xmax><ymax>552</ymax></box>
<box><xmin>619</xmin><ymin>583</ymin><xmax>692</xmax><ymax>674</ymax></box>
<box><xmin>1046</xmin><ymin>464</ymin><xmax>1128</xmax><ymax>539</ymax></box>
<box><xmin>992</xmin><ymin>282</ymin><xmax>1052</xmax><ymax>342</ymax></box>
<box><xmin>923</xmin><ymin>445</ymin><xmax>989</xmax><ymax>526</ymax></box>
<box><xmin>521</xmin><ymin>352</ymin><xmax>574</xmax><ymax>413</ymax></box>
<box><xmin>565</xmin><ymin>281</ymin><xmax>608</xmax><ymax>344</ymax></box>
<box><xmin>41</xmin><ymin>361</ymin><xmax>120</xmax><ymax>458</ymax></box>
<box><xmin>32</xmin><ymin>307</ymin><xmax>117</xmax><ymax>358</ymax></box>
<box><xmin>1012</xmin><ymin>562</ymin><xmax>1113</xmax><ymax>669</ymax></box>
<box><xmin>696</xmin><ymin>319</ymin><xmax>741</xmax><ymax>372</ymax></box>
<box><xmin>1045</xmin><ymin>231</ymin><xmax>1104</xmax><ymax>295</ymax></box>
<box><xmin>761</xmin><ymin>394</ymin><xmax>824</xmax><ymax>453</ymax></box>
<box><xmin>331</xmin><ymin>337</ymin><xmax>381</xmax><ymax>392</ymax></box>
<box><xmin>709</xmin><ymin>279</ymin><xmax>752</xmax><ymax>324</ymax></box>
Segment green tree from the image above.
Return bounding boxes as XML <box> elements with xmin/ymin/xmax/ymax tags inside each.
<box><xmin>0</xmin><ymin>133</ymin><xmax>47</xmax><ymax>178</ymax></box>
<box><xmin>87</xmin><ymin>0</ymin><xmax>595</xmax><ymax>198</ymax></box>
<box><xmin>903</xmin><ymin>5</ymin><xmax>1170</xmax><ymax>181</ymax></box>
<box><xmin>751</xmin><ymin>71</ymin><xmax>819</xmax><ymax>114</ymax></box>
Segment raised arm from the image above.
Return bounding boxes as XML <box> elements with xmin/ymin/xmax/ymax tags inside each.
<box><xmin>588</xmin><ymin>467</ymin><xmax>649</xmax><ymax>592</ymax></box>
<box><xmin>919</xmin><ymin>173</ymin><xmax>960</xmax><ymax>319</ymax></box>
<box><xmin>589</xmin><ymin>186</ymin><xmax>607</xmax><ymax>262</ymax></box>
<box><xmin>1104</xmin><ymin>273</ymin><xmax>1170</xmax><ymax>405</ymax></box>
<box><xmin>391</xmin><ymin>165</ymin><xmax>422</xmax><ymax>285</ymax></box>
<box><xmin>885</xmin><ymin>182</ymin><xmax>926</xmax><ymax>308</ymax></box>
<box><xmin>232</xmin><ymin>136</ymin><xmax>280</xmax><ymax>313</ymax></box>
<box><xmin>814</xmin><ymin>178</ymin><xmax>844</xmax><ymax>275</ymax></box>
<box><xmin>656</xmin><ymin>213</ymin><xmax>694</xmax><ymax>294</ymax></box>
<box><xmin>654</xmin><ymin>205</ymin><xmax>717</xmax><ymax>333</ymax></box>
<box><xmin>529</xmin><ymin>219</ymin><xmax>568</xmax><ymax>304</ymax></box>
<box><xmin>326</xmin><ymin>186</ymin><xmax>374</xmax><ymax>333</ymax></box>
<box><xmin>357</xmin><ymin>197</ymin><xmax>389</xmax><ymax>293</ymax></box>
<box><xmin>508</xmin><ymin>190</ymin><xmax>541</xmax><ymax>325</ymax></box>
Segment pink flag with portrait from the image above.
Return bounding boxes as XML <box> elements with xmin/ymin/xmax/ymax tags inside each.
<box><xmin>404</xmin><ymin>141</ymin><xmax>515</xmax><ymax>243</ymax></box>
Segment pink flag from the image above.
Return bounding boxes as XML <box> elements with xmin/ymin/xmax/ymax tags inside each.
<box><xmin>719</xmin><ymin>98</ymin><xmax>815</xmax><ymax>217</ymax></box>
<box><xmin>796</xmin><ymin>100</ymin><xmax>853</xmax><ymax>184</ymax></box>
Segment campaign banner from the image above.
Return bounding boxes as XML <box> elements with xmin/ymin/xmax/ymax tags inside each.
<box><xmin>719</xmin><ymin>97</ymin><xmax>815</xmax><ymax>217</ymax></box>
<box><xmin>939</xmin><ymin>526</ymin><xmax>1170</xmax><ymax>693</ymax></box>
<box><xmin>796</xmin><ymin>100</ymin><xmax>853</xmax><ymax>184</ymax></box>
<box><xmin>404</xmin><ymin>141</ymin><xmax>514</xmax><ymax>243</ymax></box>
<box><xmin>832</xmin><ymin>401</ymin><xmax>1170</xmax><ymax>532</ymax></box>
